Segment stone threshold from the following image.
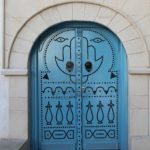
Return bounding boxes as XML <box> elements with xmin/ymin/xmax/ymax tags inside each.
<box><xmin>0</xmin><ymin>139</ymin><xmax>27</xmax><ymax>150</ymax></box>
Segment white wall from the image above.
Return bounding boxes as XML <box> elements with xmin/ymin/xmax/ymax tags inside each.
<box><xmin>0</xmin><ymin>75</ymin><xmax>9</xmax><ymax>138</ymax></box>
<box><xmin>0</xmin><ymin>0</ymin><xmax>9</xmax><ymax>138</ymax></box>
<box><xmin>0</xmin><ymin>0</ymin><xmax>3</xmax><ymax>68</ymax></box>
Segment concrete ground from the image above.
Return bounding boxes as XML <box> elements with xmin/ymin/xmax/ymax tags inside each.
<box><xmin>0</xmin><ymin>139</ymin><xmax>26</xmax><ymax>150</ymax></box>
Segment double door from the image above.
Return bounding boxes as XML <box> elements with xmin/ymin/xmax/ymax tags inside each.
<box><xmin>33</xmin><ymin>23</ymin><xmax>126</xmax><ymax>150</ymax></box>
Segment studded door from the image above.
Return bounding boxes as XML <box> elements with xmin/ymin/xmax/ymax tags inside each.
<box><xmin>38</xmin><ymin>28</ymin><xmax>77</xmax><ymax>150</ymax></box>
<box><xmin>37</xmin><ymin>24</ymin><xmax>123</xmax><ymax>150</ymax></box>
<box><xmin>81</xmin><ymin>29</ymin><xmax>119</xmax><ymax>150</ymax></box>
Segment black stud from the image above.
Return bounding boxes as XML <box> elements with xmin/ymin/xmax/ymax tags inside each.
<box><xmin>85</xmin><ymin>61</ymin><xmax>92</xmax><ymax>72</ymax></box>
<box><xmin>66</xmin><ymin>61</ymin><xmax>74</xmax><ymax>72</ymax></box>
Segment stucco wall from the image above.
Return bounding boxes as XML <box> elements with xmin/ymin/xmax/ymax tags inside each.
<box><xmin>0</xmin><ymin>0</ymin><xmax>9</xmax><ymax>139</ymax></box>
<box><xmin>1</xmin><ymin>0</ymin><xmax>150</xmax><ymax>150</ymax></box>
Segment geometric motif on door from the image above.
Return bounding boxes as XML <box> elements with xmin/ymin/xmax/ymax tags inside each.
<box><xmin>83</xmin><ymin>80</ymin><xmax>118</xmax><ymax>141</ymax></box>
<box><xmin>39</xmin><ymin>26</ymin><xmax>119</xmax><ymax>145</ymax></box>
<box><xmin>44</xmin><ymin>130</ymin><xmax>74</xmax><ymax>139</ymax></box>
<box><xmin>40</xmin><ymin>71</ymin><xmax>76</xmax><ymax>141</ymax></box>
<box><xmin>85</xmin><ymin>129</ymin><xmax>115</xmax><ymax>139</ymax></box>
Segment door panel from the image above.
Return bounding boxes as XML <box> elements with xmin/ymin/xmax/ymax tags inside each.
<box><xmin>38</xmin><ymin>29</ymin><xmax>77</xmax><ymax>150</ymax></box>
<box><xmin>82</xmin><ymin>29</ymin><xmax>119</xmax><ymax>149</ymax></box>
<box><xmin>31</xmin><ymin>22</ymin><xmax>128</xmax><ymax>150</ymax></box>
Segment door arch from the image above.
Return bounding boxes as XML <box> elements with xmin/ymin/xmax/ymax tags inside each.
<box><xmin>29</xmin><ymin>21</ymin><xmax>128</xmax><ymax>150</ymax></box>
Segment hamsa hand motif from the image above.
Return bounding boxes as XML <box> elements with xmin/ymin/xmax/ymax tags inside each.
<box><xmin>55</xmin><ymin>36</ymin><xmax>103</xmax><ymax>83</ymax></box>
<box><xmin>43</xmin><ymin>29</ymin><xmax>115</xmax><ymax>83</ymax></box>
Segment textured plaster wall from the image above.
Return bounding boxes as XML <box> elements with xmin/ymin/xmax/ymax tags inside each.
<box><xmin>0</xmin><ymin>0</ymin><xmax>9</xmax><ymax>139</ymax></box>
<box><xmin>1</xmin><ymin>0</ymin><xmax>150</xmax><ymax>150</ymax></box>
<box><xmin>0</xmin><ymin>76</ymin><xmax>9</xmax><ymax>138</ymax></box>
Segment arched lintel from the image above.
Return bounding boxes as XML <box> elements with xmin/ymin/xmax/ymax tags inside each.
<box><xmin>6</xmin><ymin>1</ymin><xmax>149</xmax><ymax>70</ymax></box>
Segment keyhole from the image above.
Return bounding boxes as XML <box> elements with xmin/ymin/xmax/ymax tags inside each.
<box><xmin>85</xmin><ymin>61</ymin><xmax>92</xmax><ymax>72</ymax></box>
<box><xmin>66</xmin><ymin>61</ymin><xmax>74</xmax><ymax>72</ymax></box>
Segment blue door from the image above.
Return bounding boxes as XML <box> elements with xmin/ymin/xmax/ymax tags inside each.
<box><xmin>30</xmin><ymin>22</ymin><xmax>128</xmax><ymax>150</ymax></box>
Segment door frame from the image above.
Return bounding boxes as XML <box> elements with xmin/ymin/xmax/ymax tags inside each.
<box><xmin>29</xmin><ymin>21</ymin><xmax>128</xmax><ymax>150</ymax></box>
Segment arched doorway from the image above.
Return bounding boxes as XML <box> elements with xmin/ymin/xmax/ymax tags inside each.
<box><xmin>29</xmin><ymin>21</ymin><xmax>128</xmax><ymax>150</ymax></box>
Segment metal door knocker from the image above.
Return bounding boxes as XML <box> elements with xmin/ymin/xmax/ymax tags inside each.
<box><xmin>66</xmin><ymin>61</ymin><xmax>74</xmax><ymax>72</ymax></box>
<box><xmin>85</xmin><ymin>61</ymin><xmax>92</xmax><ymax>72</ymax></box>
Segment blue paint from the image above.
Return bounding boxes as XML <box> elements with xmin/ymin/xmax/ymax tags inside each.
<box><xmin>29</xmin><ymin>21</ymin><xmax>128</xmax><ymax>150</ymax></box>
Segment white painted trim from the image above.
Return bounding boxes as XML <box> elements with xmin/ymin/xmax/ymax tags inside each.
<box><xmin>1</xmin><ymin>0</ymin><xmax>4</xmax><ymax>68</ymax></box>
<box><xmin>1</xmin><ymin>68</ymin><xmax>150</xmax><ymax>76</ymax></box>
<box><xmin>129</xmin><ymin>68</ymin><xmax>150</xmax><ymax>74</ymax></box>
<box><xmin>1</xmin><ymin>69</ymin><xmax>28</xmax><ymax>76</ymax></box>
<box><xmin>0</xmin><ymin>0</ymin><xmax>4</xmax><ymax>68</ymax></box>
